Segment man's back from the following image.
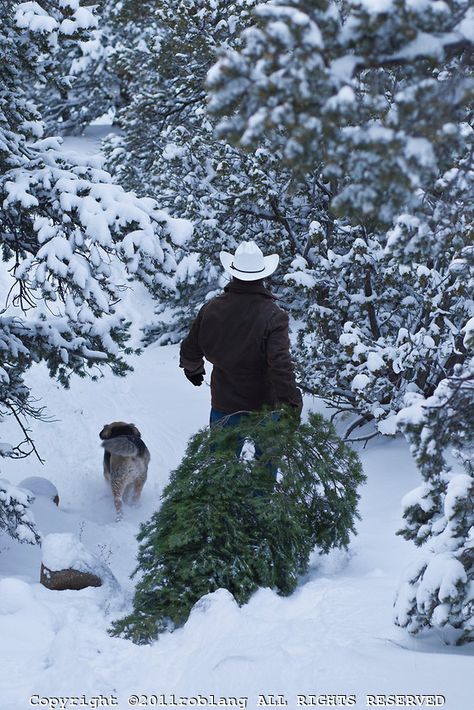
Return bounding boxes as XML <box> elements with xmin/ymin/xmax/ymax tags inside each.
<box><xmin>180</xmin><ymin>279</ymin><xmax>302</xmax><ymax>414</ymax></box>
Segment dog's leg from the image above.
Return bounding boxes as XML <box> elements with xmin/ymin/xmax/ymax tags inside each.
<box><xmin>113</xmin><ymin>497</ymin><xmax>123</xmax><ymax>521</ymax></box>
<box><xmin>103</xmin><ymin>451</ymin><xmax>111</xmax><ymax>482</ymax></box>
<box><xmin>131</xmin><ymin>478</ymin><xmax>145</xmax><ymax>506</ymax></box>
<box><xmin>111</xmin><ymin>479</ymin><xmax>124</xmax><ymax>521</ymax></box>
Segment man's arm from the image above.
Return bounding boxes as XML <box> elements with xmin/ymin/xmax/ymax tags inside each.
<box><xmin>179</xmin><ymin>306</ymin><xmax>206</xmax><ymax>380</ymax></box>
<box><xmin>266</xmin><ymin>309</ymin><xmax>303</xmax><ymax>414</ymax></box>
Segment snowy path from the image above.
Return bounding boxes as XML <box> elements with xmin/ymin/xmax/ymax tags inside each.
<box><xmin>1</xmin><ymin>330</ymin><xmax>472</xmax><ymax>710</ymax></box>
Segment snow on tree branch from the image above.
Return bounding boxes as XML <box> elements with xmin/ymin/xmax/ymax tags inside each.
<box><xmin>0</xmin><ymin>478</ymin><xmax>41</xmax><ymax>545</ymax></box>
<box><xmin>0</xmin><ymin>1</ymin><xmax>189</xmax><ymax>455</ymax></box>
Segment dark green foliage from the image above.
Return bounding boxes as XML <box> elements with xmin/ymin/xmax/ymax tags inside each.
<box><xmin>111</xmin><ymin>409</ymin><xmax>364</xmax><ymax>644</ymax></box>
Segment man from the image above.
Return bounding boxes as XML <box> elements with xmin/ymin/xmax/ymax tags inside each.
<box><xmin>179</xmin><ymin>241</ymin><xmax>303</xmax><ymax>430</ymax></box>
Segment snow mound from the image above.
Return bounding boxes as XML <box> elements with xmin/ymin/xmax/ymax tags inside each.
<box><xmin>41</xmin><ymin>533</ymin><xmax>120</xmax><ymax>592</ymax></box>
<box><xmin>0</xmin><ymin>578</ymin><xmax>33</xmax><ymax>615</ymax></box>
<box><xmin>19</xmin><ymin>476</ymin><xmax>59</xmax><ymax>503</ymax></box>
<box><xmin>42</xmin><ymin>532</ymin><xmax>94</xmax><ymax>571</ymax></box>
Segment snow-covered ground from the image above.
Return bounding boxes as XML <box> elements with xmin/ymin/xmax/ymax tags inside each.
<box><xmin>1</xmin><ymin>130</ymin><xmax>472</xmax><ymax>709</ymax></box>
<box><xmin>1</xmin><ymin>309</ymin><xmax>472</xmax><ymax>710</ymax></box>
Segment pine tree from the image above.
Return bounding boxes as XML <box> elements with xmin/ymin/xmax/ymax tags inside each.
<box><xmin>207</xmin><ymin>0</ymin><xmax>474</xmax><ymax>436</ymax></box>
<box><xmin>111</xmin><ymin>409</ymin><xmax>364</xmax><ymax>644</ymax></box>
<box><xmin>104</xmin><ymin>0</ymin><xmax>334</xmax><ymax>346</ymax></box>
<box><xmin>105</xmin><ymin>0</ymin><xmax>474</xmax><ymax>436</ymax></box>
<box><xmin>32</xmin><ymin>0</ymin><xmax>121</xmax><ymax>133</ymax></box>
<box><xmin>205</xmin><ymin>0</ymin><xmax>474</xmax><ymax>641</ymax></box>
<box><xmin>0</xmin><ymin>1</ymin><xmax>176</xmax><ymax>456</ymax></box>
<box><xmin>0</xmin><ymin>478</ymin><xmax>40</xmax><ymax>546</ymax></box>
<box><xmin>394</xmin><ymin>316</ymin><xmax>474</xmax><ymax>643</ymax></box>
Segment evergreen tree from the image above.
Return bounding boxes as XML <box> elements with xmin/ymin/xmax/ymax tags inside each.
<box><xmin>207</xmin><ymin>0</ymin><xmax>474</xmax><ymax>436</ymax></box>
<box><xmin>0</xmin><ymin>1</ymin><xmax>177</xmax><ymax>456</ymax></box>
<box><xmin>111</xmin><ymin>409</ymin><xmax>364</xmax><ymax>644</ymax></box>
<box><xmin>105</xmin><ymin>0</ymin><xmax>474</xmax><ymax>437</ymax></box>
<box><xmin>32</xmin><ymin>0</ymin><xmax>121</xmax><ymax>133</ymax></box>
<box><xmin>394</xmin><ymin>317</ymin><xmax>474</xmax><ymax>644</ymax></box>
<box><xmin>206</xmin><ymin>0</ymin><xmax>474</xmax><ymax>641</ymax></box>
<box><xmin>104</xmin><ymin>0</ymin><xmax>332</xmax><ymax>345</ymax></box>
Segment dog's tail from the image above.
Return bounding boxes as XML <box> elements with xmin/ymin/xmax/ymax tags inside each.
<box><xmin>102</xmin><ymin>436</ymin><xmax>140</xmax><ymax>457</ymax></box>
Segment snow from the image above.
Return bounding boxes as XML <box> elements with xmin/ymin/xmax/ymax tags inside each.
<box><xmin>175</xmin><ymin>252</ymin><xmax>202</xmax><ymax>284</ymax></box>
<box><xmin>14</xmin><ymin>3</ymin><xmax>58</xmax><ymax>34</ymax></box>
<box><xmin>162</xmin><ymin>143</ymin><xmax>186</xmax><ymax>161</ymax></box>
<box><xmin>0</xmin><ymin>442</ymin><xmax>13</xmax><ymax>456</ymax></box>
<box><xmin>405</xmin><ymin>137</ymin><xmax>437</xmax><ymax>169</ymax></box>
<box><xmin>166</xmin><ymin>216</ymin><xmax>194</xmax><ymax>247</ymax></box>
<box><xmin>456</xmin><ymin>6</ymin><xmax>474</xmax><ymax>42</ymax></box>
<box><xmin>1</xmin><ymin>336</ymin><xmax>473</xmax><ymax>707</ymax></box>
<box><xmin>3</xmin><ymin>178</ymin><xmax>39</xmax><ymax>209</ymax></box>
<box><xmin>401</xmin><ymin>484</ymin><xmax>433</xmax><ymax>514</ymax></box>
<box><xmin>444</xmin><ymin>474</ymin><xmax>472</xmax><ymax>520</ymax></box>
<box><xmin>0</xmin><ymin>577</ymin><xmax>35</xmax><ymax>615</ymax></box>
<box><xmin>367</xmin><ymin>351</ymin><xmax>385</xmax><ymax>373</ymax></box>
<box><xmin>461</xmin><ymin>316</ymin><xmax>474</xmax><ymax>347</ymax></box>
<box><xmin>255</xmin><ymin>3</ymin><xmax>324</xmax><ymax>52</ymax></box>
<box><xmin>396</xmin><ymin>32</ymin><xmax>447</xmax><ymax>61</ymax></box>
<box><xmin>377</xmin><ymin>414</ymin><xmax>398</xmax><ymax>436</ymax></box>
<box><xmin>392</xmin><ymin>392</ymin><xmax>428</xmax><ymax>427</ymax></box>
<box><xmin>330</xmin><ymin>55</ymin><xmax>362</xmax><ymax>82</ymax></box>
<box><xmin>15</xmin><ymin>2</ymin><xmax>96</xmax><ymax>38</ymax></box>
<box><xmin>19</xmin><ymin>476</ymin><xmax>59</xmax><ymax>502</ymax></box>
<box><xmin>325</xmin><ymin>85</ymin><xmax>356</xmax><ymax>111</ymax></box>
<box><xmin>351</xmin><ymin>373</ymin><xmax>370</xmax><ymax>391</ymax></box>
<box><xmin>417</xmin><ymin>556</ymin><xmax>467</xmax><ymax>608</ymax></box>
<box><xmin>357</xmin><ymin>0</ymin><xmax>394</xmax><ymax>13</ymax></box>
<box><xmin>59</xmin><ymin>7</ymin><xmax>97</xmax><ymax>35</ymax></box>
<box><xmin>0</xmin><ymin>477</ymin><xmax>39</xmax><ymax>544</ymax></box>
<box><xmin>283</xmin><ymin>270</ymin><xmax>317</xmax><ymax>289</ymax></box>
<box><xmin>42</xmin><ymin>532</ymin><xmax>98</xmax><ymax>572</ymax></box>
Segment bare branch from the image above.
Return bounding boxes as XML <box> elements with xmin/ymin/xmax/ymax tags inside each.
<box><xmin>6</xmin><ymin>404</ymin><xmax>45</xmax><ymax>464</ymax></box>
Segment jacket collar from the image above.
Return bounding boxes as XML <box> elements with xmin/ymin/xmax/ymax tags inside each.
<box><xmin>224</xmin><ymin>279</ymin><xmax>277</xmax><ymax>299</ymax></box>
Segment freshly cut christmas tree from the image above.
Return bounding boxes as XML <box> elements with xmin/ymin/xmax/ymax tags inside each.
<box><xmin>111</xmin><ymin>409</ymin><xmax>364</xmax><ymax>644</ymax></box>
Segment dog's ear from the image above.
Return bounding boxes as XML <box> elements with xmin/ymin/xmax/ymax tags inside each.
<box><xmin>99</xmin><ymin>424</ymin><xmax>111</xmax><ymax>440</ymax></box>
<box><xmin>129</xmin><ymin>424</ymin><xmax>141</xmax><ymax>438</ymax></box>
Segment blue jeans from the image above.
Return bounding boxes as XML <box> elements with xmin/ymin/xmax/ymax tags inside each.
<box><xmin>209</xmin><ymin>408</ymin><xmax>278</xmax><ymax>487</ymax></box>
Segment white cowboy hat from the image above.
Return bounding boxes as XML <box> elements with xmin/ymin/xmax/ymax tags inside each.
<box><xmin>219</xmin><ymin>241</ymin><xmax>279</xmax><ymax>281</ymax></box>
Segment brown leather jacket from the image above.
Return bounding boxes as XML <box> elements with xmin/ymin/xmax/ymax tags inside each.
<box><xmin>179</xmin><ymin>279</ymin><xmax>303</xmax><ymax>414</ymax></box>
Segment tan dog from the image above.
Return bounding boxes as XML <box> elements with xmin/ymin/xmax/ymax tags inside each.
<box><xmin>99</xmin><ymin>422</ymin><xmax>150</xmax><ymax>519</ymax></box>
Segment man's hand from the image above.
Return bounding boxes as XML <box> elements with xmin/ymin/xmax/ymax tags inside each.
<box><xmin>184</xmin><ymin>369</ymin><xmax>204</xmax><ymax>386</ymax></box>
